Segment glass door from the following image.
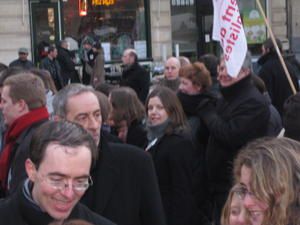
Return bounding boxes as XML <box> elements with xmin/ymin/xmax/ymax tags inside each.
<box><xmin>30</xmin><ymin>0</ymin><xmax>61</xmax><ymax>64</ymax></box>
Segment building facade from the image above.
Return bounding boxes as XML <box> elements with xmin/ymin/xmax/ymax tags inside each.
<box><xmin>0</xmin><ymin>0</ymin><xmax>298</xmax><ymax>67</ymax></box>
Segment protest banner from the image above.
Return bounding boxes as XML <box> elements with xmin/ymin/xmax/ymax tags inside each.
<box><xmin>212</xmin><ymin>0</ymin><xmax>247</xmax><ymax>77</ymax></box>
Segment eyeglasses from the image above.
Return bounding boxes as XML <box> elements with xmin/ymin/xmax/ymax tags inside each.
<box><xmin>234</xmin><ymin>185</ymin><xmax>256</xmax><ymax>199</ymax></box>
<box><xmin>40</xmin><ymin>175</ymin><xmax>93</xmax><ymax>193</ymax></box>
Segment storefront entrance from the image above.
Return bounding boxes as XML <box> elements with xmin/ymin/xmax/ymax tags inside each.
<box><xmin>30</xmin><ymin>0</ymin><xmax>61</xmax><ymax>64</ymax></box>
<box><xmin>170</xmin><ymin>0</ymin><xmax>218</xmax><ymax>61</ymax></box>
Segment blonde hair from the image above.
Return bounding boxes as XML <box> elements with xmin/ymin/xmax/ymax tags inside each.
<box><xmin>221</xmin><ymin>184</ymin><xmax>250</xmax><ymax>225</ymax></box>
<box><xmin>234</xmin><ymin>137</ymin><xmax>300</xmax><ymax>225</ymax></box>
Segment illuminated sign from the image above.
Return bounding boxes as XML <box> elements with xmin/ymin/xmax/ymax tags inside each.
<box><xmin>79</xmin><ymin>0</ymin><xmax>87</xmax><ymax>16</ymax></box>
<box><xmin>92</xmin><ymin>0</ymin><xmax>115</xmax><ymax>6</ymax></box>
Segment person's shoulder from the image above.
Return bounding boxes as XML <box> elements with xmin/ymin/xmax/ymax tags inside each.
<box><xmin>16</xmin><ymin>119</ymin><xmax>48</xmax><ymax>141</ymax></box>
<box><xmin>0</xmin><ymin>196</ymin><xmax>15</xmax><ymax>214</ymax></box>
<box><xmin>9</xmin><ymin>59</ymin><xmax>19</xmax><ymax>66</ymax></box>
<box><xmin>40</xmin><ymin>57</ymin><xmax>49</xmax><ymax>64</ymax></box>
<box><xmin>76</xmin><ymin>203</ymin><xmax>116</xmax><ymax>225</ymax></box>
<box><xmin>108</xmin><ymin>142</ymin><xmax>149</xmax><ymax>160</ymax></box>
<box><xmin>155</xmin><ymin>133</ymin><xmax>193</xmax><ymax>151</ymax></box>
<box><xmin>27</xmin><ymin>60</ymin><xmax>34</xmax><ymax>65</ymax></box>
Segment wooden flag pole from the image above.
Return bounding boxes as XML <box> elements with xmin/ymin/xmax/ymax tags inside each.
<box><xmin>255</xmin><ymin>0</ymin><xmax>297</xmax><ymax>94</ymax></box>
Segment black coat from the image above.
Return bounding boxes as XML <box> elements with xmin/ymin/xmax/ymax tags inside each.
<box><xmin>0</xmin><ymin>181</ymin><xmax>115</xmax><ymax>225</ymax></box>
<box><xmin>147</xmin><ymin>133</ymin><xmax>198</xmax><ymax>225</ymax></box>
<box><xmin>9</xmin><ymin>59</ymin><xmax>34</xmax><ymax>70</ymax></box>
<box><xmin>81</xmin><ymin>137</ymin><xmax>166</xmax><ymax>225</ymax></box>
<box><xmin>120</xmin><ymin>62</ymin><xmax>150</xmax><ymax>103</ymax></box>
<box><xmin>40</xmin><ymin>57</ymin><xmax>64</xmax><ymax>90</ymax></box>
<box><xmin>57</xmin><ymin>46</ymin><xmax>80</xmax><ymax>84</ymax></box>
<box><xmin>177</xmin><ymin>91</ymin><xmax>216</xmax><ymax>149</ymax></box>
<box><xmin>126</xmin><ymin>119</ymin><xmax>148</xmax><ymax>148</ymax></box>
<box><xmin>198</xmin><ymin>75</ymin><xmax>270</xmax><ymax>192</ymax></box>
<box><xmin>258</xmin><ymin>52</ymin><xmax>299</xmax><ymax>116</ymax></box>
<box><xmin>7</xmin><ymin>119</ymin><xmax>48</xmax><ymax>197</ymax></box>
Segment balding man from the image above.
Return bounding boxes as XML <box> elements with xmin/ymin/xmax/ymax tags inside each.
<box><xmin>120</xmin><ymin>49</ymin><xmax>150</xmax><ymax>103</ymax></box>
<box><xmin>152</xmin><ymin>57</ymin><xmax>181</xmax><ymax>92</ymax></box>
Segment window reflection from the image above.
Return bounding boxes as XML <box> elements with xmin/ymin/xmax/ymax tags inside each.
<box><xmin>63</xmin><ymin>0</ymin><xmax>147</xmax><ymax>61</ymax></box>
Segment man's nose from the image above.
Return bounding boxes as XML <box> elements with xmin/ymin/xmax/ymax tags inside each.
<box><xmin>60</xmin><ymin>182</ymin><xmax>76</xmax><ymax>199</ymax></box>
<box><xmin>88</xmin><ymin>116</ymin><xmax>100</xmax><ymax>130</ymax></box>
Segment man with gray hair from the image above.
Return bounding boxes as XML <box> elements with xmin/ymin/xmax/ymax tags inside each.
<box><xmin>53</xmin><ymin>84</ymin><xmax>166</xmax><ymax>225</ymax></box>
<box><xmin>120</xmin><ymin>48</ymin><xmax>150</xmax><ymax>103</ymax></box>
<box><xmin>57</xmin><ymin>39</ymin><xmax>80</xmax><ymax>85</ymax></box>
<box><xmin>197</xmin><ymin>51</ymin><xmax>270</xmax><ymax>225</ymax></box>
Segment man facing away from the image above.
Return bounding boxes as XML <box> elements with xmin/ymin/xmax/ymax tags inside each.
<box><xmin>57</xmin><ymin>40</ymin><xmax>80</xmax><ymax>85</ymax></box>
<box><xmin>0</xmin><ymin>121</ymin><xmax>116</xmax><ymax>225</ymax></box>
<box><xmin>120</xmin><ymin>49</ymin><xmax>150</xmax><ymax>103</ymax></box>
<box><xmin>257</xmin><ymin>37</ymin><xmax>299</xmax><ymax>116</ymax></box>
<box><xmin>9</xmin><ymin>47</ymin><xmax>34</xmax><ymax>70</ymax></box>
<box><xmin>0</xmin><ymin>73</ymin><xmax>49</xmax><ymax>197</ymax></box>
<box><xmin>53</xmin><ymin>84</ymin><xmax>166</xmax><ymax>225</ymax></box>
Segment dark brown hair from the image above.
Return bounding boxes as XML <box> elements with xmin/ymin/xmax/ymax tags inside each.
<box><xmin>109</xmin><ymin>87</ymin><xmax>145</xmax><ymax>126</ymax></box>
<box><xmin>94</xmin><ymin>91</ymin><xmax>111</xmax><ymax>123</ymax></box>
<box><xmin>30</xmin><ymin>121</ymin><xmax>98</xmax><ymax>169</ymax></box>
<box><xmin>146</xmin><ymin>86</ymin><xmax>187</xmax><ymax>135</ymax></box>
<box><xmin>30</xmin><ymin>68</ymin><xmax>57</xmax><ymax>94</ymax></box>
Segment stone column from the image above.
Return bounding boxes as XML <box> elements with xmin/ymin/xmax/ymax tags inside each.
<box><xmin>150</xmin><ymin>0</ymin><xmax>173</xmax><ymax>61</ymax></box>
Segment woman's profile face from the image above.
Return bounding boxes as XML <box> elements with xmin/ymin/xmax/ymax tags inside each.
<box><xmin>229</xmin><ymin>194</ymin><xmax>248</xmax><ymax>225</ymax></box>
<box><xmin>239</xmin><ymin>165</ymin><xmax>268</xmax><ymax>225</ymax></box>
<box><xmin>178</xmin><ymin>77</ymin><xmax>201</xmax><ymax>95</ymax></box>
<box><xmin>147</xmin><ymin>96</ymin><xmax>168</xmax><ymax>126</ymax></box>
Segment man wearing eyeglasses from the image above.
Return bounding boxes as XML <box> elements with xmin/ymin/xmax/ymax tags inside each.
<box><xmin>53</xmin><ymin>84</ymin><xmax>166</xmax><ymax>225</ymax></box>
<box><xmin>0</xmin><ymin>121</ymin><xmax>116</xmax><ymax>225</ymax></box>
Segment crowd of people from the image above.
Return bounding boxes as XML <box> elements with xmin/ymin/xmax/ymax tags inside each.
<box><xmin>0</xmin><ymin>36</ymin><xmax>299</xmax><ymax>225</ymax></box>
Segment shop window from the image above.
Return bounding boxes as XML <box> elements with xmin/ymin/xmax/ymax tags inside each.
<box><xmin>171</xmin><ymin>1</ymin><xmax>198</xmax><ymax>60</ymax></box>
<box><xmin>63</xmin><ymin>0</ymin><xmax>149</xmax><ymax>62</ymax></box>
<box><xmin>239</xmin><ymin>0</ymin><xmax>267</xmax><ymax>56</ymax></box>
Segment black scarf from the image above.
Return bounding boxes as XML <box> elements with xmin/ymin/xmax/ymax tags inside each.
<box><xmin>177</xmin><ymin>91</ymin><xmax>216</xmax><ymax>117</ymax></box>
<box><xmin>220</xmin><ymin>75</ymin><xmax>252</xmax><ymax>101</ymax></box>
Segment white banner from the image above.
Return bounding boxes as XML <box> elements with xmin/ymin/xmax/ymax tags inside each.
<box><xmin>212</xmin><ymin>0</ymin><xmax>247</xmax><ymax>77</ymax></box>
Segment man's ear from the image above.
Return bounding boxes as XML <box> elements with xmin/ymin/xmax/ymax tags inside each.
<box><xmin>238</xmin><ymin>67</ymin><xmax>251</xmax><ymax>78</ymax></box>
<box><xmin>25</xmin><ymin>159</ymin><xmax>37</xmax><ymax>182</ymax></box>
<box><xmin>17</xmin><ymin>99</ymin><xmax>29</xmax><ymax>113</ymax></box>
<box><xmin>243</xmin><ymin>67</ymin><xmax>251</xmax><ymax>76</ymax></box>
